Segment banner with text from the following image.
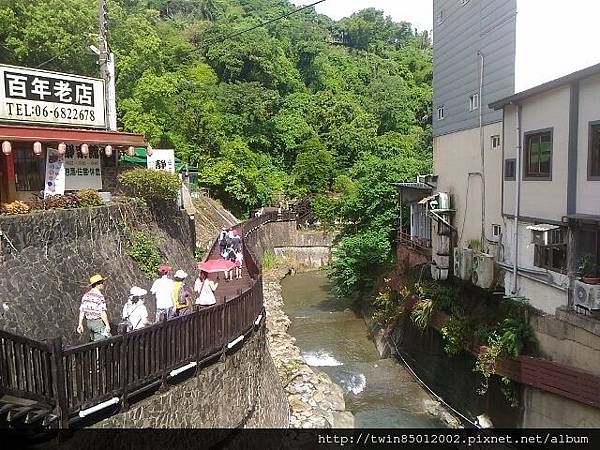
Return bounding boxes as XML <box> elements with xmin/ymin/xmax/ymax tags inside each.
<box><xmin>147</xmin><ymin>149</ymin><xmax>175</xmax><ymax>173</ymax></box>
<box><xmin>44</xmin><ymin>147</ymin><xmax>66</xmax><ymax>197</ymax></box>
<box><xmin>0</xmin><ymin>64</ymin><xmax>106</xmax><ymax>128</ymax></box>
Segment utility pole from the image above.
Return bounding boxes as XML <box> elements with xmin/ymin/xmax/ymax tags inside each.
<box><xmin>99</xmin><ymin>0</ymin><xmax>117</xmax><ymax>130</ymax></box>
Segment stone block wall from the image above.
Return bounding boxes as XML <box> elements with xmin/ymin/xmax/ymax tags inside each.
<box><xmin>0</xmin><ymin>202</ymin><xmax>196</xmax><ymax>345</ymax></box>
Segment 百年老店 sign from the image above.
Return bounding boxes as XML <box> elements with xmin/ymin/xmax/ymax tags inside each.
<box><xmin>0</xmin><ymin>64</ymin><xmax>106</xmax><ymax>128</ymax></box>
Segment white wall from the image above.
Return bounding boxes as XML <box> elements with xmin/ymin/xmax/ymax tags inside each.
<box><xmin>516</xmin><ymin>0</ymin><xmax>600</xmax><ymax>92</ymax></box>
<box><xmin>576</xmin><ymin>74</ymin><xmax>600</xmax><ymax>216</ymax></box>
<box><xmin>502</xmin><ymin>86</ymin><xmax>570</xmax><ymax>221</ymax></box>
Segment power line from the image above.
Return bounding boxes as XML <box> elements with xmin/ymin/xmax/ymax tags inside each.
<box><xmin>36</xmin><ymin>40</ymin><xmax>84</xmax><ymax>68</ymax></box>
<box><xmin>208</xmin><ymin>0</ymin><xmax>327</xmax><ymax>44</ymax></box>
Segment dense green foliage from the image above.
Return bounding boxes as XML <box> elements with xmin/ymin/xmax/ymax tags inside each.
<box><xmin>119</xmin><ymin>168</ymin><xmax>181</xmax><ymax>202</ymax></box>
<box><xmin>126</xmin><ymin>228</ymin><xmax>164</xmax><ymax>278</ymax></box>
<box><xmin>1</xmin><ymin>0</ymin><xmax>432</xmax><ymax>294</ymax></box>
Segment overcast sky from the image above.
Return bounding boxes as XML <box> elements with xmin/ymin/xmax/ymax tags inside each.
<box><xmin>292</xmin><ymin>0</ymin><xmax>433</xmax><ymax>32</ymax></box>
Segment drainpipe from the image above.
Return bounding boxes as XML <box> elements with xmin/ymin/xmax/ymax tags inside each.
<box><xmin>478</xmin><ymin>50</ymin><xmax>486</xmax><ymax>250</ymax></box>
<box><xmin>512</xmin><ymin>104</ymin><xmax>522</xmax><ymax>294</ymax></box>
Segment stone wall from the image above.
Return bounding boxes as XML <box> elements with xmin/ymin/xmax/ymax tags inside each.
<box><xmin>92</xmin><ymin>326</ymin><xmax>288</xmax><ymax>430</ymax></box>
<box><xmin>0</xmin><ymin>202</ymin><xmax>196</xmax><ymax>345</ymax></box>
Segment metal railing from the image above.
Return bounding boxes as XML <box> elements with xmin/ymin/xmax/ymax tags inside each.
<box><xmin>0</xmin><ymin>210</ymin><xmax>296</xmax><ymax>427</ymax></box>
<box><xmin>397</xmin><ymin>229</ymin><xmax>432</xmax><ymax>253</ymax></box>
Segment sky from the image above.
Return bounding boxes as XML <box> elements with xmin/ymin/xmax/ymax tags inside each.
<box><xmin>292</xmin><ymin>0</ymin><xmax>433</xmax><ymax>32</ymax></box>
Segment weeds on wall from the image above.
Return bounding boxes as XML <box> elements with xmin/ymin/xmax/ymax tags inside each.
<box><xmin>126</xmin><ymin>228</ymin><xmax>164</xmax><ymax>278</ymax></box>
<box><xmin>262</xmin><ymin>250</ymin><xmax>277</xmax><ymax>271</ymax></box>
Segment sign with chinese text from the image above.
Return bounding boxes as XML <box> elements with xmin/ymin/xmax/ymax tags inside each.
<box><xmin>44</xmin><ymin>147</ymin><xmax>66</xmax><ymax>197</ymax></box>
<box><xmin>64</xmin><ymin>145</ymin><xmax>102</xmax><ymax>190</ymax></box>
<box><xmin>147</xmin><ymin>149</ymin><xmax>175</xmax><ymax>173</ymax></box>
<box><xmin>0</xmin><ymin>64</ymin><xmax>106</xmax><ymax>128</ymax></box>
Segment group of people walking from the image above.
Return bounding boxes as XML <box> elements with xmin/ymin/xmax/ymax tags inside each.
<box><xmin>219</xmin><ymin>227</ymin><xmax>244</xmax><ymax>280</ymax></box>
<box><xmin>77</xmin><ymin>265</ymin><xmax>219</xmax><ymax>342</ymax></box>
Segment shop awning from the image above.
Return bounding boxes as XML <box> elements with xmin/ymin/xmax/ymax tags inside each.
<box><xmin>526</xmin><ymin>224</ymin><xmax>560</xmax><ymax>232</ymax></box>
<box><xmin>0</xmin><ymin>124</ymin><xmax>145</xmax><ymax>146</ymax></box>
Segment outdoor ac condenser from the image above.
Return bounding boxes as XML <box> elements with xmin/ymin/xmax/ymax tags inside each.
<box><xmin>574</xmin><ymin>280</ymin><xmax>600</xmax><ymax>311</ymax></box>
<box><xmin>471</xmin><ymin>253</ymin><xmax>494</xmax><ymax>289</ymax></box>
<box><xmin>453</xmin><ymin>248</ymin><xmax>474</xmax><ymax>281</ymax></box>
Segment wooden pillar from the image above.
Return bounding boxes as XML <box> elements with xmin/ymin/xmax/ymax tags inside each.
<box><xmin>3</xmin><ymin>151</ymin><xmax>17</xmax><ymax>202</ymax></box>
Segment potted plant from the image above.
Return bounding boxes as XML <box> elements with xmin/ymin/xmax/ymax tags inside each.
<box><xmin>578</xmin><ymin>254</ymin><xmax>600</xmax><ymax>285</ymax></box>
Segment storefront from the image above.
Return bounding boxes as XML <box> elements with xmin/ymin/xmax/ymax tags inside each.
<box><xmin>0</xmin><ymin>64</ymin><xmax>147</xmax><ymax>203</ymax></box>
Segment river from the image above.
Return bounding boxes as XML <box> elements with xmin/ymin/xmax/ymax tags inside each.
<box><xmin>281</xmin><ymin>270</ymin><xmax>446</xmax><ymax>428</ymax></box>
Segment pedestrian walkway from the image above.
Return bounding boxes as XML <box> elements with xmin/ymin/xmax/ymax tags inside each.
<box><xmin>205</xmin><ymin>239</ymin><xmax>252</xmax><ymax>304</ymax></box>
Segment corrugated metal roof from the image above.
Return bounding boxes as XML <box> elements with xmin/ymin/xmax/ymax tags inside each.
<box><xmin>526</xmin><ymin>224</ymin><xmax>560</xmax><ymax>232</ymax></box>
<box><xmin>394</xmin><ymin>182</ymin><xmax>432</xmax><ymax>191</ymax></box>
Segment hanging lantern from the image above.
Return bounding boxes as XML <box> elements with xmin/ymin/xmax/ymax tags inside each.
<box><xmin>105</xmin><ymin>145</ymin><xmax>113</xmax><ymax>157</ymax></box>
<box><xmin>57</xmin><ymin>142</ymin><xmax>67</xmax><ymax>155</ymax></box>
<box><xmin>127</xmin><ymin>146</ymin><xmax>136</xmax><ymax>157</ymax></box>
<box><xmin>1</xmin><ymin>141</ymin><xmax>11</xmax><ymax>156</ymax></box>
<box><xmin>81</xmin><ymin>143</ymin><xmax>89</xmax><ymax>156</ymax></box>
<box><xmin>33</xmin><ymin>141</ymin><xmax>42</xmax><ymax>156</ymax></box>
<box><xmin>146</xmin><ymin>144</ymin><xmax>153</xmax><ymax>157</ymax></box>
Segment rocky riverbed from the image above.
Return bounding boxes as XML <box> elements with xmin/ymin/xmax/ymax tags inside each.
<box><xmin>263</xmin><ymin>267</ymin><xmax>355</xmax><ymax>428</ymax></box>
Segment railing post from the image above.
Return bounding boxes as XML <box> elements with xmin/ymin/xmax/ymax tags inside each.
<box><xmin>220</xmin><ymin>303</ymin><xmax>226</xmax><ymax>362</ymax></box>
<box><xmin>159</xmin><ymin>315</ymin><xmax>169</xmax><ymax>392</ymax></box>
<box><xmin>119</xmin><ymin>329</ymin><xmax>129</xmax><ymax>412</ymax></box>
<box><xmin>49</xmin><ymin>337</ymin><xmax>68</xmax><ymax>429</ymax></box>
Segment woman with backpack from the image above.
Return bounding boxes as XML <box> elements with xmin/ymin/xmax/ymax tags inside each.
<box><xmin>195</xmin><ymin>270</ymin><xmax>218</xmax><ymax>306</ymax></box>
<box><xmin>121</xmin><ymin>286</ymin><xmax>150</xmax><ymax>332</ymax></box>
<box><xmin>172</xmin><ymin>270</ymin><xmax>193</xmax><ymax>316</ymax></box>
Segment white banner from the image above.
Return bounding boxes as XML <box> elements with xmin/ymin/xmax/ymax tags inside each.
<box><xmin>147</xmin><ymin>149</ymin><xmax>175</xmax><ymax>173</ymax></box>
<box><xmin>0</xmin><ymin>64</ymin><xmax>106</xmax><ymax>128</ymax></box>
<box><xmin>64</xmin><ymin>146</ymin><xmax>102</xmax><ymax>190</ymax></box>
<box><xmin>44</xmin><ymin>147</ymin><xmax>66</xmax><ymax>197</ymax></box>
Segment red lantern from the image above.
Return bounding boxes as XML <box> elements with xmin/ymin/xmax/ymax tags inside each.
<box><xmin>146</xmin><ymin>144</ymin><xmax>153</xmax><ymax>157</ymax></box>
<box><xmin>33</xmin><ymin>141</ymin><xmax>42</xmax><ymax>156</ymax></box>
<box><xmin>127</xmin><ymin>146</ymin><xmax>136</xmax><ymax>157</ymax></box>
<box><xmin>105</xmin><ymin>145</ymin><xmax>113</xmax><ymax>157</ymax></box>
<box><xmin>2</xmin><ymin>141</ymin><xmax>11</xmax><ymax>156</ymax></box>
<box><xmin>81</xmin><ymin>143</ymin><xmax>89</xmax><ymax>156</ymax></box>
<box><xmin>58</xmin><ymin>142</ymin><xmax>66</xmax><ymax>155</ymax></box>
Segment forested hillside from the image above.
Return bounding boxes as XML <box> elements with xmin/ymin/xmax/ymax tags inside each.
<box><xmin>0</xmin><ymin>0</ymin><xmax>433</xmax><ymax>294</ymax></box>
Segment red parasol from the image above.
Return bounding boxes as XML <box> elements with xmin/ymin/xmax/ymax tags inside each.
<box><xmin>198</xmin><ymin>259</ymin><xmax>236</xmax><ymax>273</ymax></box>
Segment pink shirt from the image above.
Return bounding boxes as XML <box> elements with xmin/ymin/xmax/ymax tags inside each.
<box><xmin>80</xmin><ymin>288</ymin><xmax>107</xmax><ymax>320</ymax></box>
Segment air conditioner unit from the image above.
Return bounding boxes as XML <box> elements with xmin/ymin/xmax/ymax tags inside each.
<box><xmin>574</xmin><ymin>280</ymin><xmax>600</xmax><ymax>311</ymax></box>
<box><xmin>453</xmin><ymin>248</ymin><xmax>474</xmax><ymax>280</ymax></box>
<box><xmin>471</xmin><ymin>253</ymin><xmax>494</xmax><ymax>289</ymax></box>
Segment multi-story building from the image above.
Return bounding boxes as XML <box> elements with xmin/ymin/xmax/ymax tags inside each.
<box><xmin>490</xmin><ymin>64</ymin><xmax>600</xmax><ymax>315</ymax></box>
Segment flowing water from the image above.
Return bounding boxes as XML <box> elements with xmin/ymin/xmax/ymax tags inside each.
<box><xmin>281</xmin><ymin>270</ymin><xmax>446</xmax><ymax>428</ymax></box>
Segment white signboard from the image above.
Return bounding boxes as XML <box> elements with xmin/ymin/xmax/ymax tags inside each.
<box><xmin>0</xmin><ymin>64</ymin><xmax>106</xmax><ymax>128</ymax></box>
<box><xmin>64</xmin><ymin>145</ymin><xmax>102</xmax><ymax>190</ymax></box>
<box><xmin>147</xmin><ymin>149</ymin><xmax>175</xmax><ymax>173</ymax></box>
<box><xmin>44</xmin><ymin>147</ymin><xmax>66</xmax><ymax>197</ymax></box>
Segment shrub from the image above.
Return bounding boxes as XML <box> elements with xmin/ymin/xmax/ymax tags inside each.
<box><xmin>1</xmin><ymin>201</ymin><xmax>31</xmax><ymax>215</ymax></box>
<box><xmin>372</xmin><ymin>289</ymin><xmax>405</xmax><ymax>327</ymax></box>
<box><xmin>262</xmin><ymin>250</ymin><xmax>277</xmax><ymax>271</ymax></box>
<box><xmin>441</xmin><ymin>314</ymin><xmax>473</xmax><ymax>356</ymax></box>
<box><xmin>75</xmin><ymin>189</ymin><xmax>103</xmax><ymax>207</ymax></box>
<box><xmin>126</xmin><ymin>229</ymin><xmax>163</xmax><ymax>278</ymax></box>
<box><xmin>119</xmin><ymin>168</ymin><xmax>181</xmax><ymax>203</ymax></box>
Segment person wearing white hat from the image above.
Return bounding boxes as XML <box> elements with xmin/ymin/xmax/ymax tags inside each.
<box><xmin>122</xmin><ymin>286</ymin><xmax>150</xmax><ymax>332</ymax></box>
<box><xmin>172</xmin><ymin>270</ymin><xmax>193</xmax><ymax>317</ymax></box>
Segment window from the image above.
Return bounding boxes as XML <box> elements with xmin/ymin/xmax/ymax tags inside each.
<box><xmin>492</xmin><ymin>224</ymin><xmax>502</xmax><ymax>239</ymax></box>
<box><xmin>469</xmin><ymin>93</ymin><xmax>479</xmax><ymax>111</ymax></box>
<box><xmin>14</xmin><ymin>142</ymin><xmax>45</xmax><ymax>192</ymax></box>
<box><xmin>533</xmin><ymin>227</ymin><xmax>567</xmax><ymax>272</ymax></box>
<box><xmin>491</xmin><ymin>135</ymin><xmax>501</xmax><ymax>150</ymax></box>
<box><xmin>436</xmin><ymin>9</ymin><xmax>445</xmax><ymax>25</ymax></box>
<box><xmin>524</xmin><ymin>129</ymin><xmax>552</xmax><ymax>180</ymax></box>
<box><xmin>504</xmin><ymin>158</ymin><xmax>516</xmax><ymax>180</ymax></box>
<box><xmin>437</xmin><ymin>105</ymin><xmax>445</xmax><ymax>121</ymax></box>
<box><xmin>588</xmin><ymin>121</ymin><xmax>600</xmax><ymax>180</ymax></box>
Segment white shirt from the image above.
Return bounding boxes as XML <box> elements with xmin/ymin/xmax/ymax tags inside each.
<box><xmin>122</xmin><ymin>300</ymin><xmax>148</xmax><ymax>330</ymax></box>
<box><xmin>151</xmin><ymin>276</ymin><xmax>174</xmax><ymax>309</ymax></box>
<box><xmin>194</xmin><ymin>277</ymin><xmax>218</xmax><ymax>306</ymax></box>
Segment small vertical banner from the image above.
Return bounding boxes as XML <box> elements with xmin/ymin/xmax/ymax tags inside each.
<box><xmin>44</xmin><ymin>147</ymin><xmax>66</xmax><ymax>197</ymax></box>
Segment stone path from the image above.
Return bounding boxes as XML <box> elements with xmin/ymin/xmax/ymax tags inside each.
<box><xmin>263</xmin><ymin>267</ymin><xmax>354</xmax><ymax>428</ymax></box>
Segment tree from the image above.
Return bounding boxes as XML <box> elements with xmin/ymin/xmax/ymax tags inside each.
<box><xmin>292</xmin><ymin>138</ymin><xmax>335</xmax><ymax>194</ymax></box>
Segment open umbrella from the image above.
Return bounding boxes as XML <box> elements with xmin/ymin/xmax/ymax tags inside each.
<box><xmin>198</xmin><ymin>259</ymin><xmax>236</xmax><ymax>273</ymax></box>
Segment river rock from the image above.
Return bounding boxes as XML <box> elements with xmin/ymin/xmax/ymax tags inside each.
<box><xmin>262</xmin><ymin>265</ymin><xmax>355</xmax><ymax>429</ymax></box>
